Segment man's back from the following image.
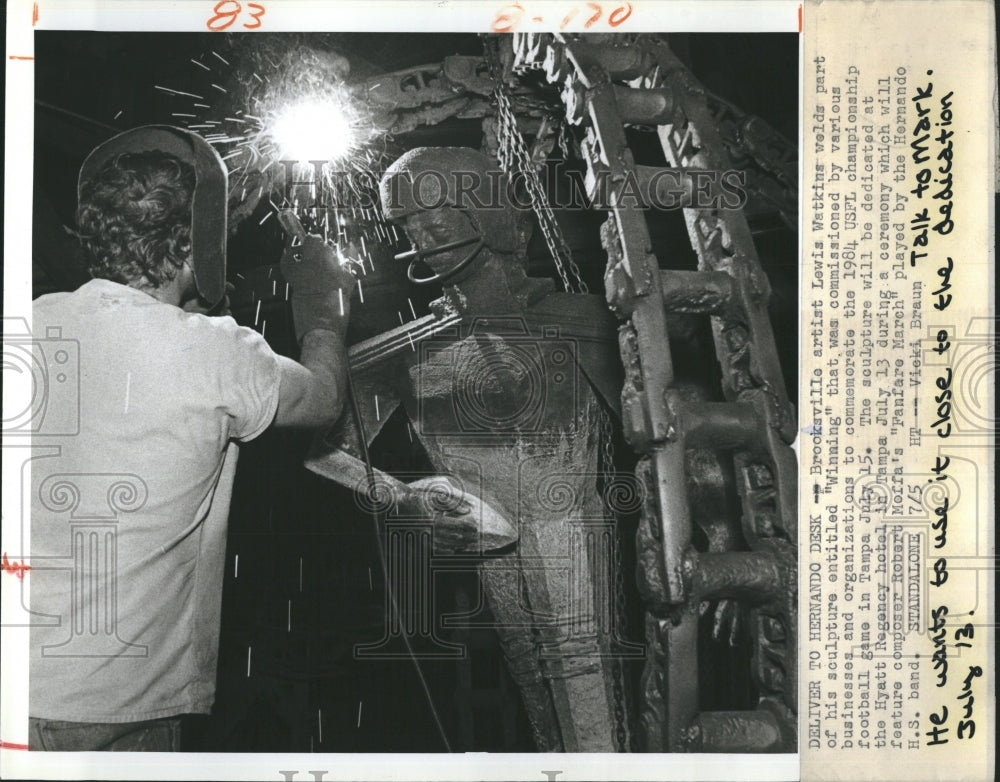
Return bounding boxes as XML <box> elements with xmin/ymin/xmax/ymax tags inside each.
<box><xmin>29</xmin><ymin>278</ymin><xmax>280</xmax><ymax>722</ymax></box>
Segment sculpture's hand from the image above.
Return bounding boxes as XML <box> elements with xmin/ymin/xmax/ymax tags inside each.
<box><xmin>400</xmin><ymin>476</ymin><xmax>517</xmax><ymax>554</ymax></box>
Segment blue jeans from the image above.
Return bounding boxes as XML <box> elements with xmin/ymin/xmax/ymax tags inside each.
<box><xmin>28</xmin><ymin>717</ymin><xmax>182</xmax><ymax>751</ymax></box>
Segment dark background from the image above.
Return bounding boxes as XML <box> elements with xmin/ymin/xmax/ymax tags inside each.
<box><xmin>31</xmin><ymin>31</ymin><xmax>798</xmax><ymax>752</ymax></box>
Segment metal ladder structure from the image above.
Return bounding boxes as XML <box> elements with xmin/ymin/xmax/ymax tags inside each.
<box><xmin>509</xmin><ymin>33</ymin><xmax>798</xmax><ymax>752</ymax></box>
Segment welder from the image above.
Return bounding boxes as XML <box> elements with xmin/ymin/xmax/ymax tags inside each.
<box><xmin>28</xmin><ymin>125</ymin><xmax>355</xmax><ymax>751</ymax></box>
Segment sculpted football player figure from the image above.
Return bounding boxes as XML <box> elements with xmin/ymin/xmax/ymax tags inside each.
<box><xmin>307</xmin><ymin>147</ymin><xmax>632</xmax><ymax>751</ymax></box>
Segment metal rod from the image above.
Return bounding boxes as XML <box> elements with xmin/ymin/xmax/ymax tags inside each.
<box><xmin>346</xmin><ymin>369</ymin><xmax>453</xmax><ymax>752</ymax></box>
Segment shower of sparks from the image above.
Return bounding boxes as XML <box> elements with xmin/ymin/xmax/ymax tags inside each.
<box><xmin>150</xmin><ymin>40</ymin><xmax>399</xmax><ymax>267</ymax></box>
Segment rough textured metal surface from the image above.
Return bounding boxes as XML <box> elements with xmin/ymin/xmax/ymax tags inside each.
<box><xmin>660</xmin><ymin>270</ymin><xmax>735</xmax><ymax>315</ymax></box>
<box><xmin>512</xmin><ymin>32</ymin><xmax>798</xmax><ymax>752</ymax></box>
<box><xmin>690</xmin><ymin>710</ymin><xmax>782</xmax><ymax>753</ymax></box>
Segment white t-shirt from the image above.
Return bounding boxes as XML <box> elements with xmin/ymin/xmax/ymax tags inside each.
<box><xmin>29</xmin><ymin>279</ymin><xmax>281</xmax><ymax>722</ymax></box>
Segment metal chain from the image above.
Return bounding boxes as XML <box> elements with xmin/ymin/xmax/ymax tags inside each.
<box><xmin>491</xmin><ymin>74</ymin><xmax>588</xmax><ymax>294</ymax></box>
<box><xmin>598</xmin><ymin>404</ymin><xmax>629</xmax><ymax>751</ymax></box>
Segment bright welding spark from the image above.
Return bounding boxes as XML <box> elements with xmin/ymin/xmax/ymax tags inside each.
<box><xmin>211</xmin><ymin>83</ymin><xmax>228</xmax><ymax>93</ymax></box>
<box><xmin>357</xmin><ymin>279</ymin><xmax>364</xmax><ymax>303</ymax></box>
<box><xmin>267</xmin><ymin>97</ymin><xmax>358</xmax><ymax>163</ymax></box>
<box><xmin>408</xmin><ymin>298</ymin><xmax>417</xmax><ymax>319</ymax></box>
<box><xmin>211</xmin><ymin>50</ymin><xmax>230</xmax><ymax>65</ymax></box>
<box><xmin>114</xmin><ymin>110</ymin><xmax>123</xmax><ymax>120</ymax></box>
<box><xmin>191</xmin><ymin>58</ymin><xmax>211</xmax><ymax>71</ymax></box>
<box><xmin>155</xmin><ymin>85</ymin><xmax>204</xmax><ymax>99</ymax></box>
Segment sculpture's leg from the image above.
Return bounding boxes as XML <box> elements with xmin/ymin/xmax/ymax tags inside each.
<box><xmin>479</xmin><ymin>554</ymin><xmax>564</xmax><ymax>751</ymax></box>
<box><xmin>515</xmin><ymin>399</ymin><xmax>622</xmax><ymax>752</ymax></box>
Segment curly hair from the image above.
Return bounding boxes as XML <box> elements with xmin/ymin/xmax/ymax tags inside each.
<box><xmin>76</xmin><ymin>151</ymin><xmax>196</xmax><ymax>289</ymax></box>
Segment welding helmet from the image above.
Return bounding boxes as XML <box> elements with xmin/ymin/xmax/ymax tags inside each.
<box><xmin>78</xmin><ymin>125</ymin><xmax>229</xmax><ymax>306</ymax></box>
<box><xmin>379</xmin><ymin>147</ymin><xmax>522</xmax><ymax>284</ymax></box>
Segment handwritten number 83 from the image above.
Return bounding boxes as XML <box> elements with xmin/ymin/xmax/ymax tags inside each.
<box><xmin>207</xmin><ymin>0</ymin><xmax>266</xmax><ymax>31</ymax></box>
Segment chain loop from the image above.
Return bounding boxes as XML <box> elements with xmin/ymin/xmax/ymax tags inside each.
<box><xmin>488</xmin><ymin>45</ymin><xmax>588</xmax><ymax>294</ymax></box>
<box><xmin>598</xmin><ymin>403</ymin><xmax>630</xmax><ymax>751</ymax></box>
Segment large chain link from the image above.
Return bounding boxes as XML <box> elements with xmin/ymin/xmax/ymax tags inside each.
<box><xmin>490</xmin><ymin>64</ymin><xmax>588</xmax><ymax>294</ymax></box>
<box><xmin>598</xmin><ymin>403</ymin><xmax>630</xmax><ymax>751</ymax></box>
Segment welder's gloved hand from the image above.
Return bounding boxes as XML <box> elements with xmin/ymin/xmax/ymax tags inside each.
<box><xmin>278</xmin><ymin>210</ymin><xmax>358</xmax><ymax>342</ymax></box>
